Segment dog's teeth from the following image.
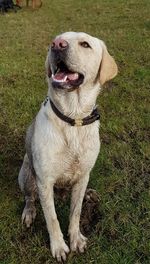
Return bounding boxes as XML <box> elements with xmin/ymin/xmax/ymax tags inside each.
<box><xmin>52</xmin><ymin>74</ymin><xmax>68</xmax><ymax>83</ymax></box>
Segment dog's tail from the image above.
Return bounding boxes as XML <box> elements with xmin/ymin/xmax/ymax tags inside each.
<box><xmin>39</xmin><ymin>0</ymin><xmax>42</xmax><ymax>8</ymax></box>
<box><xmin>36</xmin><ymin>0</ymin><xmax>42</xmax><ymax>8</ymax></box>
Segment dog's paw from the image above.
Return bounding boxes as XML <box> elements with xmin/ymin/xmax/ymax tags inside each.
<box><xmin>22</xmin><ymin>204</ymin><xmax>36</xmax><ymax>228</ymax></box>
<box><xmin>84</xmin><ymin>188</ymin><xmax>100</xmax><ymax>203</ymax></box>
<box><xmin>70</xmin><ymin>231</ymin><xmax>87</xmax><ymax>253</ymax></box>
<box><xmin>51</xmin><ymin>238</ymin><xmax>70</xmax><ymax>262</ymax></box>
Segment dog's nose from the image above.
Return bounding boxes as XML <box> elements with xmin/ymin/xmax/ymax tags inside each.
<box><xmin>51</xmin><ymin>38</ymin><xmax>68</xmax><ymax>51</ymax></box>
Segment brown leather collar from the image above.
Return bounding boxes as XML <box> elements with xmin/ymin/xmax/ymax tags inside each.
<box><xmin>48</xmin><ymin>98</ymin><xmax>100</xmax><ymax>126</ymax></box>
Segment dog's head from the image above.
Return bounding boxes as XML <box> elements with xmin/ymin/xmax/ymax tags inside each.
<box><xmin>46</xmin><ymin>32</ymin><xmax>118</xmax><ymax>91</ymax></box>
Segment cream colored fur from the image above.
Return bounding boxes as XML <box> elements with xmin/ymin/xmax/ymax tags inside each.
<box><xmin>18</xmin><ymin>32</ymin><xmax>118</xmax><ymax>262</ymax></box>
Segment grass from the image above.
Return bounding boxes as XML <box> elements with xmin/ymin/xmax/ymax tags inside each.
<box><xmin>0</xmin><ymin>0</ymin><xmax>150</xmax><ymax>263</ymax></box>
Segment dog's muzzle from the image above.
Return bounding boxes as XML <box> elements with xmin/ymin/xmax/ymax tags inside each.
<box><xmin>50</xmin><ymin>38</ymin><xmax>84</xmax><ymax>91</ymax></box>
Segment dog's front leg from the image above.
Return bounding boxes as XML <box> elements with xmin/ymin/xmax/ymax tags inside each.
<box><xmin>68</xmin><ymin>174</ymin><xmax>89</xmax><ymax>253</ymax></box>
<box><xmin>37</xmin><ymin>181</ymin><xmax>69</xmax><ymax>262</ymax></box>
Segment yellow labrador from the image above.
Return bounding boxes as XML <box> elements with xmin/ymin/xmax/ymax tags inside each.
<box><xmin>18</xmin><ymin>32</ymin><xmax>118</xmax><ymax>262</ymax></box>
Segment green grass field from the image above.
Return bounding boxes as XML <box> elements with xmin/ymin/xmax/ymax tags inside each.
<box><xmin>0</xmin><ymin>0</ymin><xmax>150</xmax><ymax>263</ymax></box>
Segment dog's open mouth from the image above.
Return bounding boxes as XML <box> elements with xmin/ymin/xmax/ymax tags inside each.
<box><xmin>51</xmin><ymin>61</ymin><xmax>84</xmax><ymax>90</ymax></box>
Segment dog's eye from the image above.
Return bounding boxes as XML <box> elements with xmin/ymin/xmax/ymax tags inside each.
<box><xmin>80</xmin><ymin>41</ymin><xmax>91</xmax><ymax>48</ymax></box>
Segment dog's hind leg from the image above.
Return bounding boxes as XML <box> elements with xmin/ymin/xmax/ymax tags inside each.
<box><xmin>18</xmin><ymin>153</ymin><xmax>37</xmax><ymax>228</ymax></box>
<box><xmin>32</xmin><ymin>0</ymin><xmax>35</xmax><ymax>9</ymax></box>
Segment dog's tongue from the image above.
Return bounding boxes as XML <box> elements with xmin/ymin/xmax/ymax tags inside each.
<box><xmin>54</xmin><ymin>72</ymin><xmax>79</xmax><ymax>81</ymax></box>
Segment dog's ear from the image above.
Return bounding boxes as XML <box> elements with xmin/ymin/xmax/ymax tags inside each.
<box><xmin>45</xmin><ymin>53</ymin><xmax>51</xmax><ymax>78</ymax></box>
<box><xmin>99</xmin><ymin>42</ymin><xmax>118</xmax><ymax>85</ymax></box>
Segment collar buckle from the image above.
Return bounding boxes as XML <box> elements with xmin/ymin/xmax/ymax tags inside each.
<box><xmin>74</xmin><ymin>119</ymin><xmax>83</xmax><ymax>126</ymax></box>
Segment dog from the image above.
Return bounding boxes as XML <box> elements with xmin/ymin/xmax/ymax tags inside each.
<box><xmin>0</xmin><ymin>0</ymin><xmax>21</xmax><ymax>13</ymax></box>
<box><xmin>16</xmin><ymin>0</ymin><xmax>42</xmax><ymax>8</ymax></box>
<box><xmin>18</xmin><ymin>32</ymin><xmax>118</xmax><ymax>262</ymax></box>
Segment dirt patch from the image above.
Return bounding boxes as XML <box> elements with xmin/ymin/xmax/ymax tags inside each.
<box><xmin>80</xmin><ymin>189</ymin><xmax>102</xmax><ymax>236</ymax></box>
<box><xmin>54</xmin><ymin>187</ymin><xmax>102</xmax><ymax>236</ymax></box>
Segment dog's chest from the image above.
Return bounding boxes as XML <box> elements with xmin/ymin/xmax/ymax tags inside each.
<box><xmin>55</xmin><ymin>130</ymin><xmax>87</xmax><ymax>186</ymax></box>
<box><xmin>33</xmin><ymin>109</ymin><xmax>100</xmax><ymax>186</ymax></box>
